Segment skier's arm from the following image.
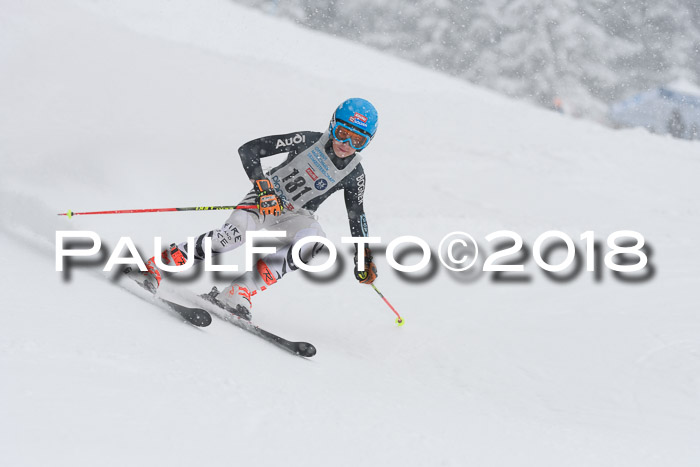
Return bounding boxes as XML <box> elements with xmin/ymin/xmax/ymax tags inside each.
<box><xmin>343</xmin><ymin>166</ymin><xmax>368</xmax><ymax>237</ymax></box>
<box><xmin>343</xmin><ymin>166</ymin><xmax>377</xmax><ymax>284</ymax></box>
<box><xmin>238</xmin><ymin>131</ymin><xmax>320</xmax><ymax>181</ymax></box>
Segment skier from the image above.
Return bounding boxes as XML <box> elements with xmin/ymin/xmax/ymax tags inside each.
<box><xmin>126</xmin><ymin>98</ymin><xmax>379</xmax><ymax>319</ymax></box>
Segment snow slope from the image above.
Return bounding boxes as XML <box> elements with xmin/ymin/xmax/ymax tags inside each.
<box><xmin>1</xmin><ymin>1</ymin><xmax>699</xmax><ymax>466</ymax></box>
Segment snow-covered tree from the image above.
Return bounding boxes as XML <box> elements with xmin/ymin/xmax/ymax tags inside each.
<box><xmin>234</xmin><ymin>0</ymin><xmax>700</xmax><ymax>120</ymax></box>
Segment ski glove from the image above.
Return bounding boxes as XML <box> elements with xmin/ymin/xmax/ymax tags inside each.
<box><xmin>254</xmin><ymin>179</ymin><xmax>283</xmax><ymax>216</ymax></box>
<box><xmin>354</xmin><ymin>246</ymin><xmax>378</xmax><ymax>284</ymax></box>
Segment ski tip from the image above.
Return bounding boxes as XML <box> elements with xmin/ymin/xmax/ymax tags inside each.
<box><xmin>193</xmin><ymin>312</ymin><xmax>213</xmax><ymax>327</ymax></box>
<box><xmin>161</xmin><ymin>299</ymin><xmax>212</xmax><ymax>327</ymax></box>
<box><xmin>296</xmin><ymin>342</ymin><xmax>316</xmax><ymax>358</ymax></box>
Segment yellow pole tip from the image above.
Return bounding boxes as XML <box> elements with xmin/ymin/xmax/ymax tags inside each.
<box><xmin>396</xmin><ymin>317</ymin><xmax>405</xmax><ymax>327</ymax></box>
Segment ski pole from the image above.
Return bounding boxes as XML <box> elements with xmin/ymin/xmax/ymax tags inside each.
<box><xmin>370</xmin><ymin>283</ymin><xmax>404</xmax><ymax>326</ymax></box>
<box><xmin>58</xmin><ymin>205</ymin><xmax>257</xmax><ymax>218</ymax></box>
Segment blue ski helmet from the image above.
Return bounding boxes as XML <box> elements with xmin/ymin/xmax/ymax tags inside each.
<box><xmin>329</xmin><ymin>98</ymin><xmax>378</xmax><ymax>151</ymax></box>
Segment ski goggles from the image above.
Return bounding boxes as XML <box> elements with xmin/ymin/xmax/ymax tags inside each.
<box><xmin>331</xmin><ymin>122</ymin><xmax>371</xmax><ymax>150</ymax></box>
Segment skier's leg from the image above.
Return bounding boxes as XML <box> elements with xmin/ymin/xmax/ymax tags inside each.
<box><xmin>215</xmin><ymin>210</ymin><xmax>326</xmax><ymax>315</ymax></box>
<box><xmin>172</xmin><ymin>189</ymin><xmax>265</xmax><ymax>262</ymax></box>
<box><xmin>126</xmin><ymin>191</ymin><xmax>266</xmax><ymax>290</ymax></box>
<box><xmin>242</xmin><ymin>218</ymin><xmax>326</xmax><ymax>292</ymax></box>
<box><xmin>175</xmin><ymin>208</ymin><xmax>259</xmax><ymax>262</ymax></box>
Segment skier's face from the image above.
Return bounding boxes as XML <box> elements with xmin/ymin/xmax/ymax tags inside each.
<box><xmin>332</xmin><ymin>138</ymin><xmax>356</xmax><ymax>158</ymax></box>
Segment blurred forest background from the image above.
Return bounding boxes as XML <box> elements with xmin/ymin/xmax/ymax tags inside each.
<box><xmin>235</xmin><ymin>0</ymin><xmax>700</xmax><ymax>126</ymax></box>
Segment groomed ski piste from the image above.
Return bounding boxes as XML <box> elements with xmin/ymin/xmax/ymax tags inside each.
<box><xmin>1</xmin><ymin>1</ymin><xmax>699</xmax><ymax>466</ymax></box>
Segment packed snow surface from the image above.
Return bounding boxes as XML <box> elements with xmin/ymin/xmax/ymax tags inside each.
<box><xmin>1</xmin><ymin>1</ymin><xmax>699</xmax><ymax>466</ymax></box>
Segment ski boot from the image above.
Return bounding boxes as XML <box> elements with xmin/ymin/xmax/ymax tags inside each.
<box><xmin>200</xmin><ymin>283</ymin><xmax>253</xmax><ymax>321</ymax></box>
<box><xmin>123</xmin><ymin>243</ymin><xmax>187</xmax><ymax>293</ymax></box>
<box><xmin>124</xmin><ymin>257</ymin><xmax>162</xmax><ymax>293</ymax></box>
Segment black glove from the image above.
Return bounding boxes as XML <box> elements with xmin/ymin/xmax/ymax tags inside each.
<box><xmin>354</xmin><ymin>246</ymin><xmax>377</xmax><ymax>284</ymax></box>
<box><xmin>254</xmin><ymin>179</ymin><xmax>283</xmax><ymax>216</ymax></box>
